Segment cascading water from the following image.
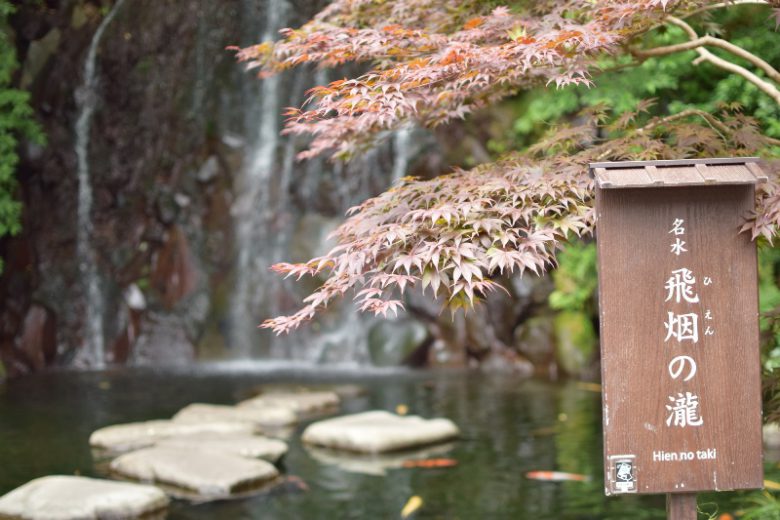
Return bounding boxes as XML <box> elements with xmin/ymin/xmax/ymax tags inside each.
<box><xmin>230</xmin><ymin>1</ymin><xmax>422</xmax><ymax>363</ymax></box>
<box><xmin>391</xmin><ymin>125</ymin><xmax>415</xmax><ymax>184</ymax></box>
<box><xmin>296</xmin><ymin>128</ymin><xmax>419</xmax><ymax>366</ymax></box>
<box><xmin>73</xmin><ymin>0</ymin><xmax>126</xmax><ymax>367</ymax></box>
<box><xmin>231</xmin><ymin>0</ymin><xmax>290</xmax><ymax>357</ymax></box>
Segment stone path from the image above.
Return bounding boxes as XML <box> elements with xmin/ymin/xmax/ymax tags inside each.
<box><xmin>2</xmin><ymin>385</ymin><xmax>463</xmax><ymax>517</ymax></box>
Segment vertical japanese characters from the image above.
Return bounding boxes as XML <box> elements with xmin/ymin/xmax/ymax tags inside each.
<box><xmin>663</xmin><ymin>218</ymin><xmax>712</xmax><ymax>428</ymax></box>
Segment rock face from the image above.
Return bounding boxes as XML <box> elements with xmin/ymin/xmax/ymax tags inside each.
<box><xmin>2</xmin><ymin>0</ymin><xmax>432</xmax><ymax>370</ymax></box>
<box><xmin>302</xmin><ymin>411</ymin><xmax>459</xmax><ymax>453</ymax></box>
<box><xmin>172</xmin><ymin>403</ymin><xmax>297</xmax><ymax>427</ymax></box>
<box><xmin>0</xmin><ymin>475</ymin><xmax>168</xmax><ymax>520</ymax></box>
<box><xmin>110</xmin><ymin>445</ymin><xmax>279</xmax><ymax>497</ymax></box>
<box><xmin>89</xmin><ymin>419</ymin><xmax>256</xmax><ymax>452</ymax></box>
<box><xmin>0</xmin><ymin>0</ymin><xmax>568</xmax><ymax>376</ymax></box>
<box><xmin>553</xmin><ymin>310</ymin><xmax>597</xmax><ymax>377</ymax></box>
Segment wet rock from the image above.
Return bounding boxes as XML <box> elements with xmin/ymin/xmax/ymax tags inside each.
<box><xmin>154</xmin><ymin>191</ymin><xmax>179</xmax><ymax>226</ymax></box>
<box><xmin>21</xmin><ymin>29</ymin><xmax>61</xmax><ymax>90</ymax></box>
<box><xmin>367</xmin><ymin>319</ymin><xmax>428</xmax><ymax>367</ymax></box>
<box><xmin>514</xmin><ymin>314</ymin><xmax>556</xmax><ymax>367</ymax></box>
<box><xmin>302</xmin><ymin>411</ymin><xmax>459</xmax><ymax>453</ymax></box>
<box><xmin>110</xmin><ymin>445</ymin><xmax>279</xmax><ymax>497</ymax></box>
<box><xmin>196</xmin><ymin>156</ymin><xmax>220</xmax><ymax>183</ymax></box>
<box><xmin>124</xmin><ymin>284</ymin><xmax>146</xmax><ymax>311</ymax></box>
<box><xmin>17</xmin><ymin>304</ymin><xmax>57</xmax><ymax>371</ymax></box>
<box><xmin>480</xmin><ymin>349</ymin><xmax>534</xmax><ymax>376</ymax></box>
<box><xmin>70</xmin><ymin>5</ymin><xmax>89</xmax><ymax>29</ymax></box>
<box><xmin>172</xmin><ymin>403</ymin><xmax>297</xmax><ymax>427</ymax></box>
<box><xmin>111</xmin><ymin>286</ymin><xmax>144</xmax><ymax>364</ymax></box>
<box><xmin>0</xmin><ymin>475</ymin><xmax>168</xmax><ymax>519</ymax></box>
<box><xmin>156</xmin><ymin>433</ymin><xmax>288</xmax><ymax>463</ymax></box>
<box><xmin>554</xmin><ymin>310</ymin><xmax>597</xmax><ymax>377</ymax></box>
<box><xmin>238</xmin><ymin>391</ymin><xmax>340</xmax><ymax>415</ymax></box>
<box><xmin>173</xmin><ymin>193</ymin><xmax>191</xmax><ymax>208</ymax></box>
<box><xmin>130</xmin><ymin>313</ymin><xmax>195</xmax><ymax>366</ymax></box>
<box><xmin>150</xmin><ymin>225</ymin><xmax>199</xmax><ymax>308</ymax></box>
<box><xmin>89</xmin><ymin>419</ymin><xmax>255</xmax><ymax>452</ymax></box>
<box><xmin>287</xmin><ymin>214</ymin><xmax>339</xmax><ymax>281</ymax></box>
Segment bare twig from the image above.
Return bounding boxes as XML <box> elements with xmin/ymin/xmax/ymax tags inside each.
<box><xmin>634</xmin><ymin>34</ymin><xmax>780</xmax><ymax>84</ymax></box>
<box><xmin>635</xmin><ymin>16</ymin><xmax>780</xmax><ymax>107</ymax></box>
<box><xmin>681</xmin><ymin>0</ymin><xmax>769</xmax><ymax>20</ymax></box>
<box><xmin>637</xmin><ymin>108</ymin><xmax>731</xmax><ymax>138</ymax></box>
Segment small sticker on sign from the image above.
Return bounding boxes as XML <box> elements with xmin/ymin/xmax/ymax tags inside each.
<box><xmin>609</xmin><ymin>455</ymin><xmax>637</xmax><ymax>494</ymax></box>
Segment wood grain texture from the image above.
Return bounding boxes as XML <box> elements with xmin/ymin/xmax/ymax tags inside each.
<box><xmin>666</xmin><ymin>493</ymin><xmax>697</xmax><ymax>520</ymax></box>
<box><xmin>596</xmin><ymin>185</ymin><xmax>763</xmax><ymax>495</ymax></box>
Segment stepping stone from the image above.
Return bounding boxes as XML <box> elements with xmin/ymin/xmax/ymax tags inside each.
<box><xmin>155</xmin><ymin>433</ymin><xmax>288</xmax><ymax>463</ymax></box>
<box><xmin>90</xmin><ymin>419</ymin><xmax>255</xmax><ymax>452</ymax></box>
<box><xmin>302</xmin><ymin>411</ymin><xmax>459</xmax><ymax>453</ymax></box>
<box><xmin>172</xmin><ymin>403</ymin><xmax>297</xmax><ymax>427</ymax></box>
<box><xmin>0</xmin><ymin>475</ymin><xmax>168</xmax><ymax>520</ymax></box>
<box><xmin>238</xmin><ymin>391</ymin><xmax>340</xmax><ymax>415</ymax></box>
<box><xmin>765</xmin><ymin>423</ymin><xmax>780</xmax><ymax>448</ymax></box>
<box><xmin>110</xmin><ymin>445</ymin><xmax>279</xmax><ymax>498</ymax></box>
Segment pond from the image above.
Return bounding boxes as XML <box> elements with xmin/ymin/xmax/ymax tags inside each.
<box><xmin>0</xmin><ymin>363</ymin><xmax>768</xmax><ymax>519</ymax></box>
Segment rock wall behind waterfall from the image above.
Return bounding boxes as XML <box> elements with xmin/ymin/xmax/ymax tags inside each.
<box><xmin>0</xmin><ymin>0</ymin><xmax>424</xmax><ymax>372</ymax></box>
<box><xmin>0</xmin><ymin>1</ymin><xmax>562</xmax><ymax>377</ymax></box>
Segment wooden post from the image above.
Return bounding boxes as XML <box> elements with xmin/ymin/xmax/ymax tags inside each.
<box><xmin>666</xmin><ymin>493</ymin><xmax>697</xmax><ymax>520</ymax></box>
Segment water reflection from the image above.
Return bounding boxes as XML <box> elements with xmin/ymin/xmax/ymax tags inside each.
<box><xmin>305</xmin><ymin>443</ymin><xmax>455</xmax><ymax>477</ymax></box>
<box><xmin>0</xmin><ymin>365</ymin><xmax>762</xmax><ymax>518</ymax></box>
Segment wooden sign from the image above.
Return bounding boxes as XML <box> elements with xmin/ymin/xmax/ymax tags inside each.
<box><xmin>592</xmin><ymin>158</ymin><xmax>767</xmax><ymax>496</ymax></box>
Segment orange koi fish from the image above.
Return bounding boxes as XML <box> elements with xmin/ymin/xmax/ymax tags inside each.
<box><xmin>402</xmin><ymin>458</ymin><xmax>458</xmax><ymax>468</ymax></box>
<box><xmin>525</xmin><ymin>471</ymin><xmax>590</xmax><ymax>482</ymax></box>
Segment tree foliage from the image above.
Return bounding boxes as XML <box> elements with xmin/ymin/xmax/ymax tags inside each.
<box><xmin>234</xmin><ymin>0</ymin><xmax>780</xmax><ymax>334</ymax></box>
<box><xmin>0</xmin><ymin>0</ymin><xmax>44</xmax><ymax>270</ymax></box>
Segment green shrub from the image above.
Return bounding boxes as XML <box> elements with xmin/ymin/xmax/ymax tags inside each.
<box><xmin>0</xmin><ymin>0</ymin><xmax>45</xmax><ymax>271</ymax></box>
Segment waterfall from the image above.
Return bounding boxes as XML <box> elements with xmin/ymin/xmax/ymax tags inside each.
<box><xmin>229</xmin><ymin>1</ymin><xmax>422</xmax><ymax>362</ymax></box>
<box><xmin>391</xmin><ymin>125</ymin><xmax>415</xmax><ymax>184</ymax></box>
<box><xmin>231</xmin><ymin>0</ymin><xmax>290</xmax><ymax>357</ymax></box>
<box><xmin>73</xmin><ymin>0</ymin><xmax>126</xmax><ymax>367</ymax></box>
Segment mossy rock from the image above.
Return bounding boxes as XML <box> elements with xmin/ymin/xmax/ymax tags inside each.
<box><xmin>368</xmin><ymin>320</ymin><xmax>428</xmax><ymax>367</ymax></box>
<box><xmin>553</xmin><ymin>310</ymin><xmax>596</xmax><ymax>376</ymax></box>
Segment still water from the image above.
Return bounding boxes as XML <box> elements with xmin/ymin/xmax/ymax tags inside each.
<box><xmin>0</xmin><ymin>364</ymin><xmax>767</xmax><ymax>518</ymax></box>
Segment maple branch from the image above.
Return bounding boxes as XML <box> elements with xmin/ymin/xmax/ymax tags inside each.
<box><xmin>658</xmin><ymin>16</ymin><xmax>780</xmax><ymax>106</ymax></box>
<box><xmin>637</xmin><ymin>108</ymin><xmax>731</xmax><ymax>138</ymax></box>
<box><xmin>633</xmin><ymin>35</ymin><xmax>780</xmax><ymax>84</ymax></box>
<box><xmin>680</xmin><ymin>0</ymin><xmax>769</xmax><ymax>19</ymax></box>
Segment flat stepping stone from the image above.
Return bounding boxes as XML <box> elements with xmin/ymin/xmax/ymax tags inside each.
<box><xmin>302</xmin><ymin>410</ymin><xmax>459</xmax><ymax>453</ymax></box>
<box><xmin>0</xmin><ymin>475</ymin><xmax>168</xmax><ymax>520</ymax></box>
<box><xmin>238</xmin><ymin>391</ymin><xmax>340</xmax><ymax>415</ymax></box>
<box><xmin>110</xmin><ymin>445</ymin><xmax>279</xmax><ymax>498</ymax></box>
<box><xmin>155</xmin><ymin>433</ymin><xmax>288</xmax><ymax>462</ymax></box>
<box><xmin>90</xmin><ymin>420</ymin><xmax>255</xmax><ymax>452</ymax></box>
<box><xmin>765</xmin><ymin>423</ymin><xmax>780</xmax><ymax>448</ymax></box>
<box><xmin>172</xmin><ymin>403</ymin><xmax>297</xmax><ymax>427</ymax></box>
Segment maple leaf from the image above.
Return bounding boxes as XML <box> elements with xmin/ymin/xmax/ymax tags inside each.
<box><xmin>236</xmin><ymin>0</ymin><xmax>780</xmax><ymax>334</ymax></box>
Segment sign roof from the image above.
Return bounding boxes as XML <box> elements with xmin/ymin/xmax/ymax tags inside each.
<box><xmin>589</xmin><ymin>157</ymin><xmax>767</xmax><ymax>189</ymax></box>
